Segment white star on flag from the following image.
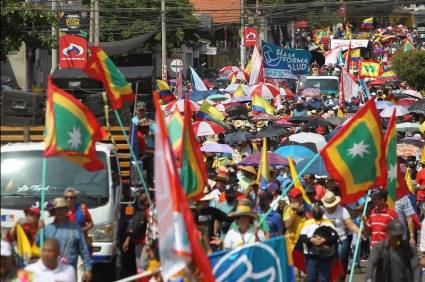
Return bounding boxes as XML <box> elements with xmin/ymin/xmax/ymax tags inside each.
<box><xmin>347</xmin><ymin>140</ymin><xmax>370</xmax><ymax>158</ymax></box>
<box><xmin>388</xmin><ymin>164</ymin><xmax>397</xmax><ymax>182</ymax></box>
<box><xmin>67</xmin><ymin>126</ymin><xmax>82</xmax><ymax>150</ymax></box>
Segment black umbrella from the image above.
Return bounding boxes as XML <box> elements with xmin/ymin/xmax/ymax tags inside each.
<box><xmin>288</xmin><ymin>115</ymin><xmax>313</xmax><ymax>123</ymax></box>
<box><xmin>224</xmin><ymin>131</ymin><xmax>253</xmax><ymax>144</ymax></box>
<box><xmin>227</xmin><ymin>106</ymin><xmax>250</xmax><ymax>119</ymax></box>
<box><xmin>408</xmin><ymin>99</ymin><xmax>425</xmax><ymax>115</ymax></box>
<box><xmin>303</xmin><ymin>118</ymin><xmax>331</xmax><ymax>129</ymax></box>
<box><xmin>255</xmin><ymin>124</ymin><xmax>288</xmax><ymax>139</ymax></box>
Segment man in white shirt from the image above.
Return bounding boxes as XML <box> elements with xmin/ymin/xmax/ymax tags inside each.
<box><xmin>25</xmin><ymin>238</ymin><xmax>76</xmax><ymax>282</ymax></box>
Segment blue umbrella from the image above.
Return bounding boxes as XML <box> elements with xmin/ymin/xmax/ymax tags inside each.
<box><xmin>296</xmin><ymin>157</ymin><xmax>328</xmax><ymax>176</ymax></box>
<box><xmin>274</xmin><ymin>145</ymin><xmax>316</xmax><ymax>162</ymax></box>
<box><xmin>189</xmin><ymin>90</ymin><xmax>209</xmax><ymax>102</ymax></box>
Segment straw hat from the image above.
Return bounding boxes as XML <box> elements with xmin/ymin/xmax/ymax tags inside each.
<box><xmin>239</xmin><ymin>165</ymin><xmax>257</xmax><ymax>175</ymax></box>
<box><xmin>234</xmin><ymin>120</ymin><xmax>244</xmax><ymax>128</ymax></box>
<box><xmin>257</xmin><ymin>121</ymin><xmax>266</xmax><ymax>128</ymax></box>
<box><xmin>52</xmin><ymin>197</ymin><xmax>68</xmax><ymax>209</ymax></box>
<box><xmin>321</xmin><ymin>191</ymin><xmax>341</xmax><ymax>208</ymax></box>
<box><xmin>228</xmin><ymin>204</ymin><xmax>257</xmax><ymax>218</ymax></box>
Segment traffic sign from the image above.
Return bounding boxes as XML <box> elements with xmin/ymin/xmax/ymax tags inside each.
<box><xmin>170</xmin><ymin>59</ymin><xmax>183</xmax><ymax>73</ymax></box>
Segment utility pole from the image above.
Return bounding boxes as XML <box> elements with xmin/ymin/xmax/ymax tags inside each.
<box><xmin>161</xmin><ymin>0</ymin><xmax>167</xmax><ymax>81</ymax></box>
<box><xmin>50</xmin><ymin>0</ymin><xmax>58</xmax><ymax>74</ymax></box>
<box><xmin>94</xmin><ymin>0</ymin><xmax>99</xmax><ymax>45</ymax></box>
<box><xmin>89</xmin><ymin>0</ymin><xmax>94</xmax><ymax>45</ymax></box>
<box><xmin>240</xmin><ymin>0</ymin><xmax>245</xmax><ymax>70</ymax></box>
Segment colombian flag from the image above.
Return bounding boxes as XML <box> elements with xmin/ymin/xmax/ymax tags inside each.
<box><xmin>256</xmin><ymin>138</ymin><xmax>270</xmax><ymax>189</ymax></box>
<box><xmin>180</xmin><ymin>98</ymin><xmax>208</xmax><ymax>200</ymax></box>
<box><xmin>156</xmin><ymin>80</ymin><xmax>176</xmax><ymax>103</ymax></box>
<box><xmin>288</xmin><ymin>157</ymin><xmax>312</xmax><ymax>208</ymax></box>
<box><xmin>83</xmin><ymin>46</ymin><xmax>134</xmax><ymax>109</ymax></box>
<box><xmin>16</xmin><ymin>224</ymin><xmax>40</xmax><ymax>266</ymax></box>
<box><xmin>321</xmin><ymin>99</ymin><xmax>385</xmax><ymax>203</ymax></box>
<box><xmin>198</xmin><ymin>100</ymin><xmax>226</xmax><ymax>126</ymax></box>
<box><xmin>44</xmin><ymin>77</ymin><xmax>107</xmax><ymax>171</ymax></box>
<box><xmin>252</xmin><ymin>95</ymin><xmax>275</xmax><ymax>115</ymax></box>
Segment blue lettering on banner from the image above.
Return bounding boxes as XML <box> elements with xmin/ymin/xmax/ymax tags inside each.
<box><xmin>262</xmin><ymin>41</ymin><xmax>312</xmax><ymax>78</ymax></box>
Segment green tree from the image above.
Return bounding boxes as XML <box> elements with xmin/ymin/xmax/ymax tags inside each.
<box><xmin>96</xmin><ymin>0</ymin><xmax>200</xmax><ymax>53</ymax></box>
<box><xmin>392</xmin><ymin>50</ymin><xmax>425</xmax><ymax>91</ymax></box>
<box><xmin>1</xmin><ymin>0</ymin><xmax>55</xmax><ymax>58</ymax></box>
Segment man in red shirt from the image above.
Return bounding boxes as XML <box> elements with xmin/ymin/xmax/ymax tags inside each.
<box><xmin>363</xmin><ymin>189</ymin><xmax>398</xmax><ymax>247</ymax></box>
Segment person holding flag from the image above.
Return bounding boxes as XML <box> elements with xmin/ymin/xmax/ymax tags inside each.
<box><xmin>284</xmin><ymin>188</ymin><xmax>308</xmax><ymax>256</ymax></box>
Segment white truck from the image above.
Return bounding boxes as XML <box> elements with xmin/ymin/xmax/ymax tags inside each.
<box><xmin>303</xmin><ymin>76</ymin><xmax>340</xmax><ymax>96</ymax></box>
<box><xmin>1</xmin><ymin>142</ymin><xmax>123</xmax><ymax>280</ymax></box>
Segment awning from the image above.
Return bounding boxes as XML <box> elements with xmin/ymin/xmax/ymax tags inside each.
<box><xmin>98</xmin><ymin>32</ymin><xmax>155</xmax><ymax>56</ymax></box>
<box><xmin>52</xmin><ymin>66</ymin><xmax>154</xmax><ymax>80</ymax></box>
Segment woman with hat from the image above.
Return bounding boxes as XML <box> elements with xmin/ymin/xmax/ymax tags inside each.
<box><xmin>321</xmin><ymin>191</ymin><xmax>359</xmax><ymax>278</ymax></box>
<box><xmin>223</xmin><ymin>200</ymin><xmax>265</xmax><ymax>249</ymax></box>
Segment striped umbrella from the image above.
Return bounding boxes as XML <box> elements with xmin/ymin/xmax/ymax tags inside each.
<box><xmin>165</xmin><ymin>99</ymin><xmax>200</xmax><ymax>112</ymax></box>
<box><xmin>219</xmin><ymin>66</ymin><xmax>240</xmax><ymax>75</ymax></box>
<box><xmin>397</xmin><ymin>98</ymin><xmax>417</xmax><ymax>107</ymax></box>
<box><xmin>192</xmin><ymin>121</ymin><xmax>225</xmax><ymax>136</ymax></box>
<box><xmin>224</xmin><ymin>83</ymin><xmax>250</xmax><ymax>94</ymax></box>
<box><xmin>228</xmin><ymin>70</ymin><xmax>249</xmax><ymax>81</ymax></box>
<box><xmin>248</xmin><ymin>83</ymin><xmax>280</xmax><ymax>99</ymax></box>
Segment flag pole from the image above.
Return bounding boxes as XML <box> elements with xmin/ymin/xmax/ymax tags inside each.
<box><xmin>113</xmin><ymin>110</ymin><xmax>152</xmax><ymax>205</ymax></box>
<box><xmin>348</xmin><ymin>189</ymin><xmax>371</xmax><ymax>282</ymax></box>
<box><xmin>40</xmin><ymin>157</ymin><xmax>47</xmax><ymax>248</ymax></box>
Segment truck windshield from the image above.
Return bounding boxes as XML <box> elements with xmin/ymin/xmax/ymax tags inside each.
<box><xmin>1</xmin><ymin>150</ymin><xmax>109</xmax><ymax>209</ymax></box>
<box><xmin>304</xmin><ymin>79</ymin><xmax>339</xmax><ymax>95</ymax></box>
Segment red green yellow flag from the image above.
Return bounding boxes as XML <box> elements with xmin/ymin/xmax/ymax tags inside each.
<box><xmin>383</xmin><ymin>110</ymin><xmax>397</xmax><ymax>208</ymax></box>
<box><xmin>321</xmin><ymin>99</ymin><xmax>385</xmax><ymax>203</ymax></box>
<box><xmin>180</xmin><ymin>99</ymin><xmax>208</xmax><ymax>199</ymax></box>
<box><xmin>83</xmin><ymin>46</ymin><xmax>134</xmax><ymax>109</ymax></box>
<box><xmin>44</xmin><ymin>77</ymin><xmax>107</xmax><ymax>171</ymax></box>
<box><xmin>167</xmin><ymin>110</ymin><xmax>183</xmax><ymax>165</ymax></box>
<box><xmin>402</xmin><ymin>39</ymin><xmax>416</xmax><ymax>52</ymax></box>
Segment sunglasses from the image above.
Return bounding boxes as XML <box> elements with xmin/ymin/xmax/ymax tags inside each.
<box><xmin>65</xmin><ymin>196</ymin><xmax>76</xmax><ymax>200</ymax></box>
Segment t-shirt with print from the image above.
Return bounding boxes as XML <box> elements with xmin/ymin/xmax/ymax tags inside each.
<box><xmin>323</xmin><ymin>205</ymin><xmax>351</xmax><ymax>241</ymax></box>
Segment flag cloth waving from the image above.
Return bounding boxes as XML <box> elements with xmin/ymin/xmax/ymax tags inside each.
<box><xmin>16</xmin><ymin>224</ymin><xmax>39</xmax><ymax>264</ymax></box>
<box><xmin>180</xmin><ymin>99</ymin><xmax>208</xmax><ymax>200</ymax></box>
<box><xmin>153</xmin><ymin>91</ymin><xmax>214</xmax><ymax>282</ymax></box>
<box><xmin>156</xmin><ymin>79</ymin><xmax>176</xmax><ymax>103</ymax></box>
<box><xmin>257</xmin><ymin>138</ymin><xmax>270</xmax><ymax>189</ymax></box>
<box><xmin>83</xmin><ymin>46</ymin><xmax>134</xmax><ymax>109</ymax></box>
<box><xmin>321</xmin><ymin>99</ymin><xmax>385</xmax><ymax>203</ymax></box>
<box><xmin>288</xmin><ymin>157</ymin><xmax>312</xmax><ymax>207</ymax></box>
<box><xmin>44</xmin><ymin>77</ymin><xmax>107</xmax><ymax>171</ymax></box>
<box><xmin>252</xmin><ymin>95</ymin><xmax>275</xmax><ymax>115</ymax></box>
<box><xmin>383</xmin><ymin>110</ymin><xmax>397</xmax><ymax>208</ymax></box>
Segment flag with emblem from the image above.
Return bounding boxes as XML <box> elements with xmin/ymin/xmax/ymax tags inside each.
<box><xmin>83</xmin><ymin>46</ymin><xmax>134</xmax><ymax>109</ymax></box>
<box><xmin>358</xmin><ymin>60</ymin><xmax>383</xmax><ymax>79</ymax></box>
<box><xmin>321</xmin><ymin>99</ymin><xmax>385</xmax><ymax>203</ymax></box>
<box><xmin>383</xmin><ymin>110</ymin><xmax>397</xmax><ymax>208</ymax></box>
<box><xmin>401</xmin><ymin>39</ymin><xmax>416</xmax><ymax>52</ymax></box>
<box><xmin>167</xmin><ymin>110</ymin><xmax>183</xmax><ymax>164</ymax></box>
<box><xmin>180</xmin><ymin>99</ymin><xmax>208</xmax><ymax>200</ymax></box>
<box><xmin>44</xmin><ymin>77</ymin><xmax>107</xmax><ymax>171</ymax></box>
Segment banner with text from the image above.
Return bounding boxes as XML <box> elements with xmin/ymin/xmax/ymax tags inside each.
<box><xmin>262</xmin><ymin>41</ymin><xmax>312</xmax><ymax>79</ymax></box>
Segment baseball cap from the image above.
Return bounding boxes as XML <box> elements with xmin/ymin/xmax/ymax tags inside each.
<box><xmin>24</xmin><ymin>206</ymin><xmax>40</xmax><ymax>216</ymax></box>
<box><xmin>136</xmin><ymin>101</ymin><xmax>147</xmax><ymax>111</ymax></box>
<box><xmin>288</xmin><ymin>188</ymin><xmax>302</xmax><ymax>198</ymax></box>
<box><xmin>1</xmin><ymin>240</ymin><xmax>12</xmax><ymax>257</ymax></box>
<box><xmin>387</xmin><ymin>219</ymin><xmax>404</xmax><ymax>236</ymax></box>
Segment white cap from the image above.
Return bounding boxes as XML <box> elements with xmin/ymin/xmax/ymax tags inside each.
<box><xmin>1</xmin><ymin>240</ymin><xmax>12</xmax><ymax>257</ymax></box>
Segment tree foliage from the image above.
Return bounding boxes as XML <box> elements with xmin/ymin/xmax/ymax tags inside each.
<box><xmin>392</xmin><ymin>50</ymin><xmax>425</xmax><ymax>91</ymax></box>
<box><xmin>96</xmin><ymin>0</ymin><xmax>200</xmax><ymax>53</ymax></box>
<box><xmin>1</xmin><ymin>0</ymin><xmax>55</xmax><ymax>58</ymax></box>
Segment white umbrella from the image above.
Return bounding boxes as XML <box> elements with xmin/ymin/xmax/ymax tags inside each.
<box><xmin>402</xmin><ymin>89</ymin><xmax>423</xmax><ymax>99</ymax></box>
<box><xmin>396</xmin><ymin>122</ymin><xmax>420</xmax><ymax>132</ymax></box>
<box><xmin>201</xmin><ymin>143</ymin><xmax>234</xmax><ymax>154</ymax></box>
<box><xmin>288</xmin><ymin>132</ymin><xmax>327</xmax><ymax>151</ymax></box>
<box><xmin>380</xmin><ymin>105</ymin><xmax>409</xmax><ymax>118</ymax></box>
<box><xmin>375</xmin><ymin>100</ymin><xmax>394</xmax><ymax>110</ymax></box>
<box><xmin>225</xmin><ymin>83</ymin><xmax>250</xmax><ymax>94</ymax></box>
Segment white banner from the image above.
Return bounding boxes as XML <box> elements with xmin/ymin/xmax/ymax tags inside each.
<box><xmin>331</xmin><ymin>39</ymin><xmax>369</xmax><ymax>50</ymax></box>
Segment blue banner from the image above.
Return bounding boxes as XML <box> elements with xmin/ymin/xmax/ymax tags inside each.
<box><xmin>209</xmin><ymin>237</ymin><xmax>295</xmax><ymax>282</ymax></box>
<box><xmin>262</xmin><ymin>41</ymin><xmax>312</xmax><ymax>79</ymax></box>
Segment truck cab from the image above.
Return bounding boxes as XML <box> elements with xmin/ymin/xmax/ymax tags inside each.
<box><xmin>302</xmin><ymin>76</ymin><xmax>340</xmax><ymax>96</ymax></box>
<box><xmin>1</xmin><ymin>142</ymin><xmax>122</xmax><ymax>278</ymax></box>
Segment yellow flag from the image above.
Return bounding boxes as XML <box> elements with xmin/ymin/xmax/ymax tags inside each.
<box><xmin>288</xmin><ymin>157</ymin><xmax>312</xmax><ymax>206</ymax></box>
<box><xmin>16</xmin><ymin>224</ymin><xmax>33</xmax><ymax>261</ymax></box>
<box><xmin>420</xmin><ymin>146</ymin><xmax>425</xmax><ymax>164</ymax></box>
<box><xmin>245</xmin><ymin>58</ymin><xmax>252</xmax><ymax>75</ymax></box>
<box><xmin>256</xmin><ymin>138</ymin><xmax>270</xmax><ymax>189</ymax></box>
<box><xmin>337</xmin><ymin>108</ymin><xmax>344</xmax><ymax>118</ymax></box>
<box><xmin>405</xmin><ymin>168</ymin><xmax>415</xmax><ymax>194</ymax></box>
<box><xmin>234</xmin><ymin>84</ymin><xmax>244</xmax><ymax>97</ymax></box>
<box><xmin>230</xmin><ymin>75</ymin><xmax>236</xmax><ymax>84</ymax></box>
<box><xmin>420</xmin><ymin>121</ymin><xmax>425</xmax><ymax>133</ymax></box>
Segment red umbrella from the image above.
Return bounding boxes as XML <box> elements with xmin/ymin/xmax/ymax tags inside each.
<box><xmin>192</xmin><ymin>121</ymin><xmax>225</xmax><ymax>136</ymax></box>
<box><xmin>219</xmin><ymin>66</ymin><xmax>240</xmax><ymax>75</ymax></box>
<box><xmin>368</xmin><ymin>79</ymin><xmax>386</xmax><ymax>86</ymax></box>
<box><xmin>165</xmin><ymin>99</ymin><xmax>200</xmax><ymax>112</ymax></box>
<box><xmin>397</xmin><ymin>98</ymin><xmax>417</xmax><ymax>107</ymax></box>
<box><xmin>249</xmin><ymin>83</ymin><xmax>280</xmax><ymax>99</ymax></box>
<box><xmin>228</xmin><ymin>70</ymin><xmax>249</xmax><ymax>81</ymax></box>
